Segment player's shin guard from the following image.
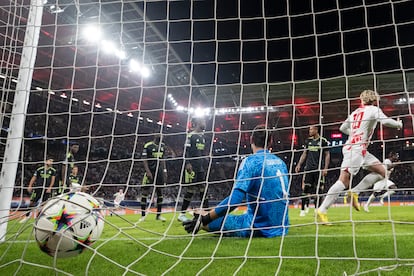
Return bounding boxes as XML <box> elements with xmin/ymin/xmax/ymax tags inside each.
<box><xmin>319</xmin><ymin>181</ymin><xmax>346</xmax><ymax>213</ymax></box>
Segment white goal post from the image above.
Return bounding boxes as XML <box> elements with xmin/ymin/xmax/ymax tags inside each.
<box><xmin>0</xmin><ymin>0</ymin><xmax>44</xmax><ymax>242</ymax></box>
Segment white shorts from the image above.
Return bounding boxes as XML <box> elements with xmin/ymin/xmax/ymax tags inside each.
<box><xmin>341</xmin><ymin>146</ymin><xmax>381</xmax><ymax>176</ymax></box>
<box><xmin>373</xmin><ymin>179</ymin><xmax>396</xmax><ymax>192</ymax></box>
<box><xmin>114</xmin><ymin>201</ymin><xmax>121</xmax><ymax>208</ymax></box>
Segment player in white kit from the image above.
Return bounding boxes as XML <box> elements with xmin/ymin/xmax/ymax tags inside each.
<box><xmin>317</xmin><ymin>90</ymin><xmax>402</xmax><ymax>224</ymax></box>
<box><xmin>112</xmin><ymin>189</ymin><xmax>125</xmax><ymax>216</ymax></box>
<box><xmin>352</xmin><ymin>151</ymin><xmax>399</xmax><ymax>212</ymax></box>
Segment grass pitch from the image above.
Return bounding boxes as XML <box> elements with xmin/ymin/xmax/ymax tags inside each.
<box><xmin>1</xmin><ymin>205</ymin><xmax>414</xmax><ymax>276</ymax></box>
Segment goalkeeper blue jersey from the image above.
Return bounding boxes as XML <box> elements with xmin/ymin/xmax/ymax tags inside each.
<box><xmin>217</xmin><ymin>149</ymin><xmax>289</xmax><ymax>237</ymax></box>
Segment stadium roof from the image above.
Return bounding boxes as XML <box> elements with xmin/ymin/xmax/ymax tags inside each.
<box><xmin>1</xmin><ymin>0</ymin><xmax>413</xmax><ymax>135</ymax></box>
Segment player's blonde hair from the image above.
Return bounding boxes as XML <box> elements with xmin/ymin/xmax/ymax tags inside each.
<box><xmin>360</xmin><ymin>90</ymin><xmax>380</xmax><ymax>105</ymax></box>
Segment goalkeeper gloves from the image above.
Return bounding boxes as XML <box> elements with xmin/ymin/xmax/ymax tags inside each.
<box><xmin>182</xmin><ymin>213</ymin><xmax>212</xmax><ymax>234</ymax></box>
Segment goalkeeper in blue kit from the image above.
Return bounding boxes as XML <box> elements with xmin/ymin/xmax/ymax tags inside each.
<box><xmin>183</xmin><ymin>125</ymin><xmax>290</xmax><ymax>237</ymax></box>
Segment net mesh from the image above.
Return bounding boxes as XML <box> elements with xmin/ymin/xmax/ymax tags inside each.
<box><xmin>1</xmin><ymin>0</ymin><xmax>414</xmax><ymax>275</ymax></box>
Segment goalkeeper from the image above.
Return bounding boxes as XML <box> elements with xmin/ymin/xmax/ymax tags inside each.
<box><xmin>183</xmin><ymin>125</ymin><xmax>290</xmax><ymax>237</ymax></box>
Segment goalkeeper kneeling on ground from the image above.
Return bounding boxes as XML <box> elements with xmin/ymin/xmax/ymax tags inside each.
<box><xmin>183</xmin><ymin>125</ymin><xmax>290</xmax><ymax>238</ymax></box>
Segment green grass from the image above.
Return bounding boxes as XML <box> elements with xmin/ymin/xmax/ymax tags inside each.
<box><xmin>1</xmin><ymin>206</ymin><xmax>414</xmax><ymax>276</ymax></box>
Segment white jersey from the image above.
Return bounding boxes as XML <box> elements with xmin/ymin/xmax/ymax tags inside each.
<box><xmin>383</xmin><ymin>158</ymin><xmax>395</xmax><ymax>177</ymax></box>
<box><xmin>114</xmin><ymin>192</ymin><xmax>125</xmax><ymax>204</ymax></box>
<box><xmin>384</xmin><ymin>158</ymin><xmax>392</xmax><ymax>170</ymax></box>
<box><xmin>339</xmin><ymin>104</ymin><xmax>401</xmax><ymax>175</ymax></box>
<box><xmin>340</xmin><ymin>105</ymin><xmax>402</xmax><ymax>150</ymax></box>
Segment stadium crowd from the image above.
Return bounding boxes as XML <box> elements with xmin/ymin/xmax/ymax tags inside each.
<box><xmin>9</xmin><ymin>94</ymin><xmax>414</xmax><ymax>205</ymax></box>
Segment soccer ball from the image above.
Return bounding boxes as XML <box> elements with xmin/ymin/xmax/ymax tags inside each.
<box><xmin>34</xmin><ymin>192</ymin><xmax>104</xmax><ymax>258</ymax></box>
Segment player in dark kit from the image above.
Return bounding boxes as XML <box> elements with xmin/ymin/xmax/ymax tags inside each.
<box><xmin>139</xmin><ymin>134</ymin><xmax>168</xmax><ymax>222</ymax></box>
<box><xmin>295</xmin><ymin>125</ymin><xmax>330</xmax><ymax>216</ymax></box>
<box><xmin>68</xmin><ymin>165</ymin><xmax>84</xmax><ymax>192</ymax></box>
<box><xmin>60</xmin><ymin>142</ymin><xmax>79</xmax><ymax>194</ymax></box>
<box><xmin>19</xmin><ymin>157</ymin><xmax>56</xmax><ymax>223</ymax></box>
<box><xmin>178</xmin><ymin>117</ymin><xmax>209</xmax><ymax>223</ymax></box>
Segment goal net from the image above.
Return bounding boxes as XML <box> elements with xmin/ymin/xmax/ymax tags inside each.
<box><xmin>1</xmin><ymin>0</ymin><xmax>414</xmax><ymax>275</ymax></box>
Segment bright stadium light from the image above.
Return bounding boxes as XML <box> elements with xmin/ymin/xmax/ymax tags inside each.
<box><xmin>140</xmin><ymin>66</ymin><xmax>150</xmax><ymax>78</ymax></box>
<box><xmin>101</xmin><ymin>40</ymin><xmax>116</xmax><ymax>53</ymax></box>
<box><xmin>83</xmin><ymin>25</ymin><xmax>102</xmax><ymax>43</ymax></box>
<box><xmin>115</xmin><ymin>49</ymin><xmax>127</xmax><ymax>60</ymax></box>
<box><xmin>129</xmin><ymin>59</ymin><xmax>140</xmax><ymax>72</ymax></box>
<box><xmin>100</xmin><ymin>40</ymin><xmax>127</xmax><ymax>60</ymax></box>
<box><xmin>129</xmin><ymin>59</ymin><xmax>151</xmax><ymax>78</ymax></box>
<box><xmin>192</xmin><ymin>107</ymin><xmax>211</xmax><ymax>118</ymax></box>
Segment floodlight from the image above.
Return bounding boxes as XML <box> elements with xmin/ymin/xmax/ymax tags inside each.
<box><xmin>83</xmin><ymin>25</ymin><xmax>102</xmax><ymax>42</ymax></box>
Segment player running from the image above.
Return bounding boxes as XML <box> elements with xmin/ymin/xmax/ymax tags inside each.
<box><xmin>317</xmin><ymin>90</ymin><xmax>402</xmax><ymax>224</ymax></box>
<box><xmin>110</xmin><ymin>188</ymin><xmax>125</xmax><ymax>216</ymax></box>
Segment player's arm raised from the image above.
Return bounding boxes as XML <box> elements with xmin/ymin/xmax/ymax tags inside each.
<box><xmin>378</xmin><ymin>109</ymin><xmax>403</xmax><ymax>129</ymax></box>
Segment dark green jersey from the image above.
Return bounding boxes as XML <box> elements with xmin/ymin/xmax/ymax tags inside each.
<box><xmin>65</xmin><ymin>152</ymin><xmax>75</xmax><ymax>168</ymax></box>
<box><xmin>69</xmin><ymin>174</ymin><xmax>81</xmax><ymax>185</ymax></box>
<box><xmin>64</xmin><ymin>151</ymin><xmax>76</xmax><ymax>179</ymax></box>
<box><xmin>304</xmin><ymin>136</ymin><xmax>329</xmax><ymax>170</ymax></box>
<box><xmin>185</xmin><ymin>132</ymin><xmax>206</xmax><ymax>172</ymax></box>
<box><xmin>142</xmin><ymin>141</ymin><xmax>165</xmax><ymax>172</ymax></box>
<box><xmin>33</xmin><ymin>166</ymin><xmax>56</xmax><ymax>187</ymax></box>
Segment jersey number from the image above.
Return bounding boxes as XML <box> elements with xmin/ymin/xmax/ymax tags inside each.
<box><xmin>352</xmin><ymin>111</ymin><xmax>364</xmax><ymax>129</ymax></box>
